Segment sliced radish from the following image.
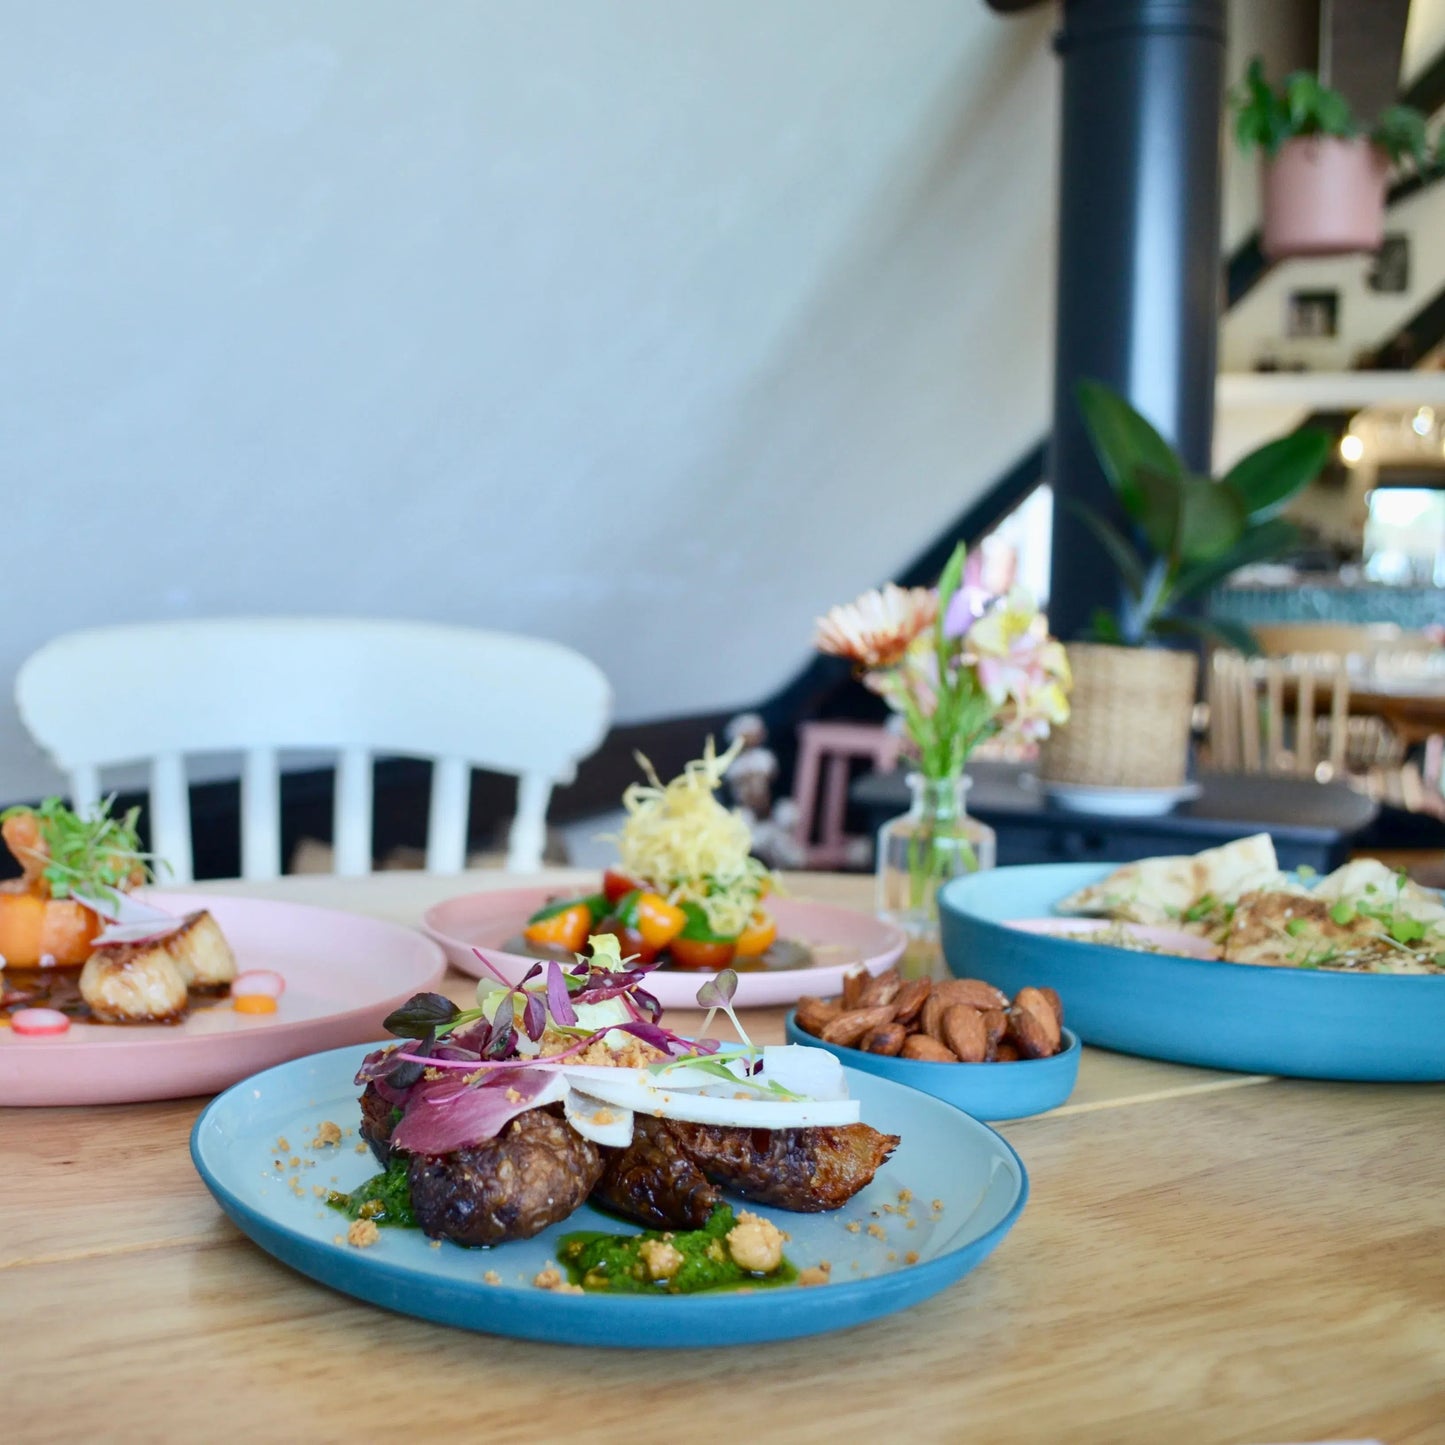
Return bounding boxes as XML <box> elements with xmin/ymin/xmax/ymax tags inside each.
<box><xmin>90</xmin><ymin>919</ymin><xmax>186</xmax><ymax>947</ymax></box>
<box><xmin>11</xmin><ymin>1008</ymin><xmax>71</xmax><ymax>1037</ymax></box>
<box><xmin>231</xmin><ymin>970</ymin><xmax>286</xmax><ymax>999</ymax></box>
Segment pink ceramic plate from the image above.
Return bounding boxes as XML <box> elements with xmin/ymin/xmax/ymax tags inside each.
<box><xmin>0</xmin><ymin>892</ymin><xmax>446</xmax><ymax>1107</ymax></box>
<box><xmin>422</xmin><ymin>889</ymin><xmax>906</xmax><ymax>1010</ymax></box>
<box><xmin>1005</xmin><ymin>917</ymin><xmax>1222</xmax><ymax>960</ymax></box>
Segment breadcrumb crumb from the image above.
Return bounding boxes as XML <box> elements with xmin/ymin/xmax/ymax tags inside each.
<box><xmin>638</xmin><ymin>1238</ymin><xmax>685</xmax><ymax>1281</ymax></box>
<box><xmin>347</xmin><ymin>1219</ymin><xmax>380</xmax><ymax>1248</ymax></box>
<box><xmin>532</xmin><ymin>1266</ymin><xmax>584</xmax><ymax>1295</ymax></box>
<box><xmin>311</xmin><ymin>1121</ymin><xmax>342</xmax><ymax>1148</ymax></box>
<box><xmin>867</xmin><ymin>1223</ymin><xmax>887</xmax><ymax>1240</ymax></box>
<box><xmin>846</xmin><ymin>1221</ymin><xmax>862</xmax><ymax>1234</ymax></box>
<box><xmin>798</xmin><ymin>1263</ymin><xmax>832</xmax><ymax>1287</ymax></box>
<box><xmin>484</xmin><ymin>1270</ymin><xmax>502</xmax><ymax>1285</ymax></box>
<box><xmin>276</xmin><ymin>1137</ymin><xmax>290</xmax><ymax>1152</ymax></box>
<box><xmin>904</xmin><ymin>1250</ymin><xmax>920</xmax><ymax>1265</ymax></box>
<box><xmin>726</xmin><ymin>1211</ymin><xmax>785</xmax><ymax>1274</ymax></box>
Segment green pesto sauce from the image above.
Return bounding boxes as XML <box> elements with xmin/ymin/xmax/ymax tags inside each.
<box><xmin>558</xmin><ymin>1205</ymin><xmax>797</xmax><ymax>1295</ymax></box>
<box><xmin>326</xmin><ymin>1155</ymin><xmax>417</xmax><ymax>1228</ymax></box>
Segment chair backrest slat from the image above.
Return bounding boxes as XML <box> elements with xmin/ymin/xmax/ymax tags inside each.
<box><xmin>333</xmin><ymin>747</ymin><xmax>374</xmax><ymax>878</ymax></box>
<box><xmin>17</xmin><ymin>619</ymin><xmax>610</xmax><ymax>880</ymax></box>
<box><xmin>241</xmin><ymin>747</ymin><xmax>281</xmax><ymax>881</ymax></box>
<box><xmin>426</xmin><ymin>756</ymin><xmax>471</xmax><ymax>874</ymax></box>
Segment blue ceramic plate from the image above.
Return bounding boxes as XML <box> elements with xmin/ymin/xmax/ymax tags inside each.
<box><xmin>784</xmin><ymin>1013</ymin><xmax>1081</xmax><ymax>1121</ymax></box>
<box><xmin>939</xmin><ymin>863</ymin><xmax>1445</xmax><ymax>1081</ymax></box>
<box><xmin>190</xmin><ymin>1043</ymin><xmax>1028</xmax><ymax>1347</ymax></box>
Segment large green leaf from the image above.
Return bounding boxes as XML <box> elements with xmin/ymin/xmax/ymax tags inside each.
<box><xmin>1174</xmin><ymin>474</ymin><xmax>1247</xmax><ymax>564</ymax></box>
<box><xmin>1061</xmin><ymin>498</ymin><xmax>1146</xmax><ymax>599</ymax></box>
<box><xmin>1222</xmin><ymin>429</ymin><xmax>1331</xmax><ymax>520</ymax></box>
<box><xmin>1132</xmin><ymin>464</ymin><xmax>1184</xmax><ymax>560</ymax></box>
<box><xmin>1152</xmin><ymin>614</ymin><xmax>1261</xmax><ymax>656</ymax></box>
<box><xmin>1169</xmin><ymin>517</ymin><xmax>1300</xmax><ymax>604</ymax></box>
<box><xmin>1075</xmin><ymin>380</ymin><xmax>1182</xmax><ymax>523</ymax></box>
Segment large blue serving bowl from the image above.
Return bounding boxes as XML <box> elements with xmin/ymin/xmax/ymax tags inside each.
<box><xmin>784</xmin><ymin>1012</ymin><xmax>1080</xmax><ymax>1121</ymax></box>
<box><xmin>938</xmin><ymin>863</ymin><xmax>1445</xmax><ymax>1082</ymax></box>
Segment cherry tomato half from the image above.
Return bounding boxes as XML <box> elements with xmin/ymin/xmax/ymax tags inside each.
<box><xmin>667</xmin><ymin>936</ymin><xmax>737</xmax><ymax>971</ymax></box>
<box><xmin>523</xmin><ymin>902</ymin><xmax>592</xmax><ymax>954</ymax></box>
<box><xmin>734</xmin><ymin>910</ymin><xmax>777</xmax><ymax>957</ymax></box>
<box><xmin>603</xmin><ymin>868</ymin><xmax>642</xmax><ymax>904</ymax></box>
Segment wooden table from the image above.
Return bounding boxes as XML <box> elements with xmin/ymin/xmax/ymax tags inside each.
<box><xmin>4</xmin><ymin>870</ymin><xmax>1443</xmax><ymax>1444</ymax></box>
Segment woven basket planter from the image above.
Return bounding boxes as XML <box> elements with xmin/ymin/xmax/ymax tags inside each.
<box><xmin>1039</xmin><ymin>643</ymin><xmax>1198</xmax><ymax>789</ymax></box>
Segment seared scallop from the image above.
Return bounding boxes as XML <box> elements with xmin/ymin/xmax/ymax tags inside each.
<box><xmin>164</xmin><ymin>910</ymin><xmax>237</xmax><ymax>990</ymax></box>
<box><xmin>79</xmin><ymin>947</ymin><xmax>189</xmax><ymax>1023</ymax></box>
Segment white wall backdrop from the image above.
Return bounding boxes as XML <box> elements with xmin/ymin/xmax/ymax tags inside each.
<box><xmin>1</xmin><ymin>1</ymin><xmax>1058</xmax><ymax>803</ymax></box>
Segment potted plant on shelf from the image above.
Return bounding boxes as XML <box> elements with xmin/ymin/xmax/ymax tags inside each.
<box><xmin>1233</xmin><ymin>58</ymin><xmax>1443</xmax><ymax>259</ymax></box>
<box><xmin>814</xmin><ymin>546</ymin><xmax>1071</xmax><ymax>940</ymax></box>
<box><xmin>1038</xmin><ymin>380</ymin><xmax>1332</xmax><ymax>793</ymax></box>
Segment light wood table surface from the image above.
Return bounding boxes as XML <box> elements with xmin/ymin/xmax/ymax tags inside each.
<box><xmin>4</xmin><ymin>870</ymin><xmax>1442</xmax><ymax>1444</ymax></box>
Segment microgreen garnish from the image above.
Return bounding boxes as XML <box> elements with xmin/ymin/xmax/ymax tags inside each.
<box><xmin>1</xmin><ymin>796</ymin><xmax>156</xmax><ymax>905</ymax></box>
<box><xmin>695</xmin><ymin>969</ymin><xmax>753</xmax><ymax>1055</ymax></box>
<box><xmin>382</xmin><ymin>993</ymin><xmax>462</xmax><ymax>1038</ymax></box>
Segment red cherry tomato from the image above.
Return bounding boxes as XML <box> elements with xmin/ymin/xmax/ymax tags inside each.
<box><xmin>603</xmin><ymin>868</ymin><xmax>641</xmax><ymax>904</ymax></box>
<box><xmin>667</xmin><ymin>936</ymin><xmax>738</xmax><ymax>971</ymax></box>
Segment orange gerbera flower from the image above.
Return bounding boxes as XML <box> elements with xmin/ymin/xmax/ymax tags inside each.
<box><xmin>814</xmin><ymin>585</ymin><xmax>938</xmax><ymax>670</ymax></box>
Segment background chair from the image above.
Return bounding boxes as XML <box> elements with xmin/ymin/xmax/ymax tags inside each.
<box><xmin>790</xmin><ymin>720</ymin><xmax>902</xmax><ymax>868</ymax></box>
<box><xmin>1206</xmin><ymin>649</ymin><xmax>1403</xmax><ymax>782</ymax></box>
<box><xmin>16</xmin><ymin>619</ymin><xmax>611</xmax><ymax>881</ymax></box>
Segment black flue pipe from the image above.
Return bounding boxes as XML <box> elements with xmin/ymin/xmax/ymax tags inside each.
<box><xmin>1046</xmin><ymin>0</ymin><xmax>1226</xmax><ymax>640</ymax></box>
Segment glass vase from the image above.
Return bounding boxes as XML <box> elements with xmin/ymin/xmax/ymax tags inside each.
<box><xmin>875</xmin><ymin>772</ymin><xmax>996</xmax><ymax>942</ymax></box>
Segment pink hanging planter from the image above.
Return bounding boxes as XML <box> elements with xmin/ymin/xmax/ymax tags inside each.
<box><xmin>1261</xmin><ymin>135</ymin><xmax>1390</xmax><ymax>260</ymax></box>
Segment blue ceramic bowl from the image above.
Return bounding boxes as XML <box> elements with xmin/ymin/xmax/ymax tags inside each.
<box><xmin>938</xmin><ymin>862</ymin><xmax>1445</xmax><ymax>1081</ymax></box>
<box><xmin>784</xmin><ymin>1011</ymin><xmax>1081</xmax><ymax>1121</ymax></box>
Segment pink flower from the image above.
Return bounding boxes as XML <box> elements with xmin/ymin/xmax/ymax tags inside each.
<box><xmin>815</xmin><ymin>585</ymin><xmax>938</xmax><ymax>670</ymax></box>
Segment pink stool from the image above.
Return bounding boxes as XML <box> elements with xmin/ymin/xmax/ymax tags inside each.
<box><xmin>791</xmin><ymin>721</ymin><xmax>902</xmax><ymax>868</ymax></box>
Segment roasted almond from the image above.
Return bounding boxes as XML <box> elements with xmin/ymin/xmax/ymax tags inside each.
<box><xmin>821</xmin><ymin>1005</ymin><xmax>895</xmax><ymax>1048</ymax></box>
<box><xmin>858</xmin><ymin>968</ymin><xmax>902</xmax><ymax>1008</ymax></box>
<box><xmin>891</xmin><ymin>976</ymin><xmax>932</xmax><ymax>1024</ymax></box>
<box><xmin>1013</xmin><ymin>987</ymin><xmax>1063</xmax><ymax>1052</ymax></box>
<box><xmin>901</xmin><ymin>1034</ymin><xmax>958</xmax><ymax>1063</ymax></box>
<box><xmin>794</xmin><ymin>996</ymin><xmax>840</xmax><ymax>1038</ymax></box>
<box><xmin>1008</xmin><ymin>1004</ymin><xmax>1057</xmax><ymax>1059</ymax></box>
<box><xmin>980</xmin><ymin>1007</ymin><xmax>1009</xmax><ymax>1058</ymax></box>
<box><xmin>941</xmin><ymin>1004</ymin><xmax>988</xmax><ymax>1063</ymax></box>
<box><xmin>1037</xmin><ymin>986</ymin><xmax>1064</xmax><ymax>1027</ymax></box>
<box><xmin>934</xmin><ymin>977</ymin><xmax>1009</xmax><ymax>1012</ymax></box>
<box><xmin>993</xmin><ymin>1041</ymin><xmax>1021</xmax><ymax>1063</ymax></box>
<box><xmin>840</xmin><ymin>967</ymin><xmax>868</xmax><ymax>1009</ymax></box>
<box><xmin>861</xmin><ymin>1022</ymin><xmax>908</xmax><ymax>1057</ymax></box>
<box><xmin>919</xmin><ymin>993</ymin><xmax>950</xmax><ymax>1043</ymax></box>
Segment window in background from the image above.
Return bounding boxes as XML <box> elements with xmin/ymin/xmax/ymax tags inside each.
<box><xmin>1364</xmin><ymin>487</ymin><xmax>1445</xmax><ymax>585</ymax></box>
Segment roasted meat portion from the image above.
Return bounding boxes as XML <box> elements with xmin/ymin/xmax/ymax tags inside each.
<box><xmin>592</xmin><ymin>1115</ymin><xmax>722</xmax><ymax>1229</ymax></box>
<box><xmin>358</xmin><ymin>1081</ymin><xmax>400</xmax><ymax>1166</ymax></box>
<box><xmin>665</xmin><ymin>1121</ymin><xmax>900</xmax><ymax>1212</ymax></box>
<box><xmin>408</xmin><ymin>1108</ymin><xmax>604</xmax><ymax>1248</ymax></box>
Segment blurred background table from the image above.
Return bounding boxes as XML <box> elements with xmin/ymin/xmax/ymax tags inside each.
<box><xmin>851</xmin><ymin>761</ymin><xmax>1379</xmax><ymax>871</ymax></box>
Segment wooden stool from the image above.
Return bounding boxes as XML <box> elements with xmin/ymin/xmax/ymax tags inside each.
<box><xmin>791</xmin><ymin>721</ymin><xmax>902</xmax><ymax>868</ymax></box>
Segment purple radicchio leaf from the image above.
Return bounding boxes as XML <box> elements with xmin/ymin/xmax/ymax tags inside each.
<box><xmin>546</xmin><ymin>961</ymin><xmax>578</xmax><ymax>1026</ymax></box>
<box><xmin>390</xmin><ymin>1069</ymin><xmax>569</xmax><ymax>1156</ymax></box>
<box><xmin>630</xmin><ymin>986</ymin><xmax>662</xmax><ymax>1022</ymax></box>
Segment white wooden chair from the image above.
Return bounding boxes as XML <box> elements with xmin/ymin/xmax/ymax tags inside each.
<box><xmin>15</xmin><ymin>619</ymin><xmax>611</xmax><ymax>882</ymax></box>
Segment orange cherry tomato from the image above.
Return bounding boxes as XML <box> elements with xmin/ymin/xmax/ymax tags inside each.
<box><xmin>603</xmin><ymin>868</ymin><xmax>641</xmax><ymax>904</ymax></box>
<box><xmin>523</xmin><ymin>902</ymin><xmax>592</xmax><ymax>954</ymax></box>
<box><xmin>667</xmin><ymin>936</ymin><xmax>737</xmax><ymax>971</ymax></box>
<box><xmin>633</xmin><ymin>893</ymin><xmax>687</xmax><ymax>952</ymax></box>
<box><xmin>734</xmin><ymin>910</ymin><xmax>777</xmax><ymax>957</ymax></box>
<box><xmin>233</xmin><ymin>994</ymin><xmax>278</xmax><ymax>1015</ymax></box>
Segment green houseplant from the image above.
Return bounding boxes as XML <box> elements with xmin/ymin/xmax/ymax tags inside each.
<box><xmin>1232</xmin><ymin>58</ymin><xmax>1444</xmax><ymax>259</ymax></box>
<box><xmin>1037</xmin><ymin>380</ymin><xmax>1332</xmax><ymax>792</ymax></box>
